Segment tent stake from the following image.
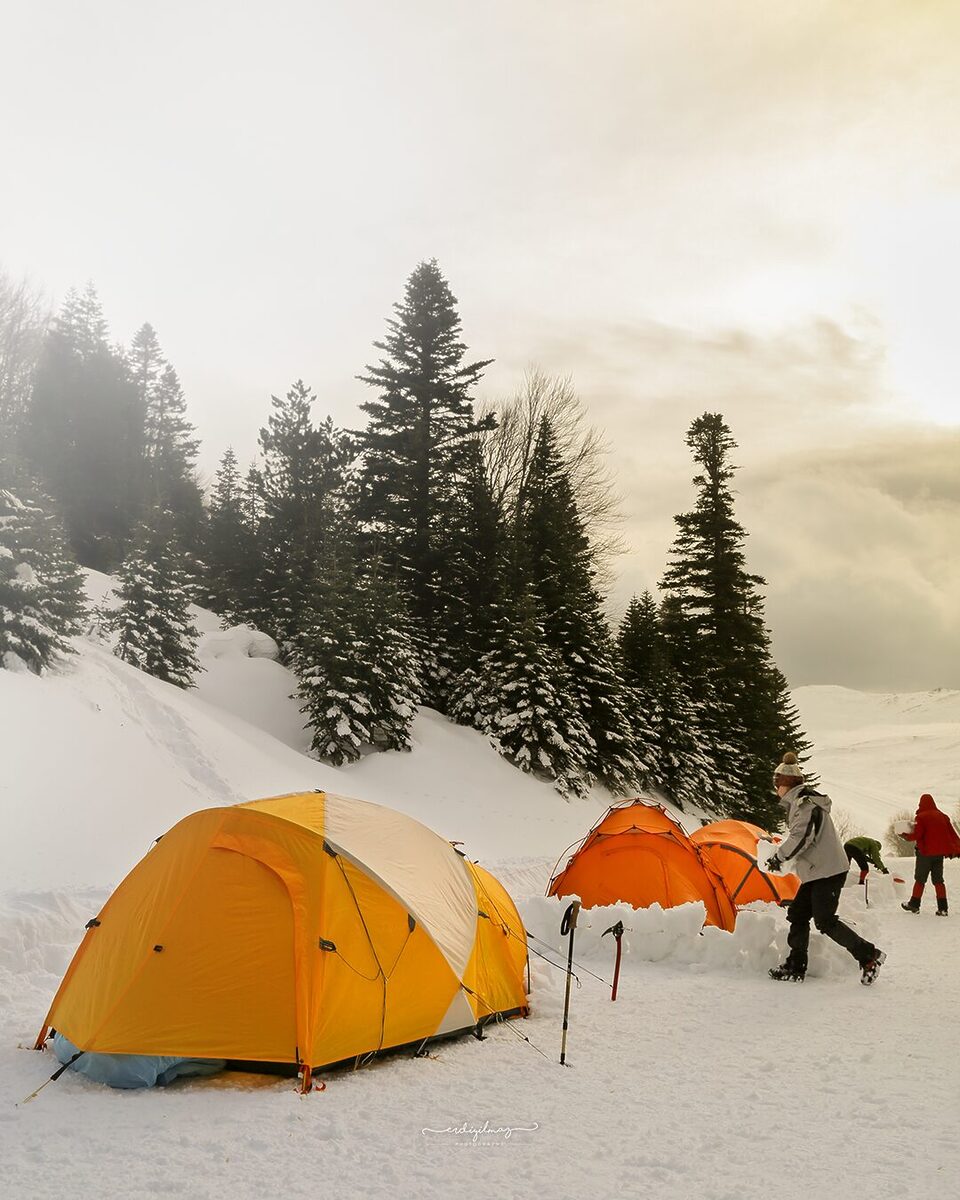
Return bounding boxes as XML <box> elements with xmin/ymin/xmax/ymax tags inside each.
<box><xmin>559</xmin><ymin>900</ymin><xmax>580</xmax><ymax>1065</ymax></box>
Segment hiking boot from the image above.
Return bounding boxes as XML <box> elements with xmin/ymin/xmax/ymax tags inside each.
<box><xmin>769</xmin><ymin>963</ymin><xmax>805</xmax><ymax>982</ymax></box>
<box><xmin>860</xmin><ymin>950</ymin><xmax>886</xmax><ymax>986</ymax></box>
<box><xmin>936</xmin><ymin>901</ymin><xmax>948</xmax><ymax>916</ymax></box>
<box><xmin>901</xmin><ymin>899</ymin><xmax>920</xmax><ymax>913</ymax></box>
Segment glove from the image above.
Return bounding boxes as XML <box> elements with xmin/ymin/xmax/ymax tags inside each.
<box><xmin>766</xmin><ymin>853</ymin><xmax>783</xmax><ymax>874</ymax></box>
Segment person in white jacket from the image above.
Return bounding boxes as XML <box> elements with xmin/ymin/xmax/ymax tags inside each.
<box><xmin>766</xmin><ymin>753</ymin><xmax>886</xmax><ymax>985</ymax></box>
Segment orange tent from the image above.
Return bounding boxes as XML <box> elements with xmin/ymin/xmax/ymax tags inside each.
<box><xmin>547</xmin><ymin>799</ymin><xmax>737</xmax><ymax>931</ymax></box>
<box><xmin>690</xmin><ymin>820</ymin><xmax>799</xmax><ymax>908</ymax></box>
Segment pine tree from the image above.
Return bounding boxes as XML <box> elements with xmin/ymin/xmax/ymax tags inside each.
<box><xmin>425</xmin><ymin>434</ymin><xmax>506</xmax><ymax>705</ymax></box>
<box><xmin>292</xmin><ymin>558</ymin><xmax>420</xmax><ymax>763</ymax></box>
<box><xmin>203</xmin><ymin>447</ymin><xmax>259</xmax><ymax>624</ymax></box>
<box><xmin>24</xmin><ymin>285</ymin><xmax>144</xmax><ymax>569</ymax></box>
<box><xmin>515</xmin><ymin>418</ymin><xmax>645</xmax><ymax>793</ymax></box>
<box><xmin>254</xmin><ymin>382</ymin><xmax>355</xmax><ymax>647</ymax></box>
<box><xmin>111</xmin><ymin>515</ymin><xmax>200</xmax><ymax>687</ymax></box>
<box><xmin>617</xmin><ymin>592</ymin><xmax>710</xmax><ymax>809</ymax></box>
<box><xmin>450</xmin><ymin>590</ymin><xmax>593</xmax><ymax>798</ymax></box>
<box><xmin>0</xmin><ymin>474</ymin><xmax>86</xmax><ymax>673</ymax></box>
<box><xmin>128</xmin><ymin>324</ymin><xmax>203</xmax><ymax>550</ymax></box>
<box><xmin>356</xmin><ymin>260</ymin><xmax>492</xmax><ymax>704</ymax></box>
<box><xmin>660</xmin><ymin>413</ymin><xmax>812</xmax><ymax>824</ymax></box>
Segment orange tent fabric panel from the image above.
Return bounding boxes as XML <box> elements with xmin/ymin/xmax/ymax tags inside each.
<box><xmin>690</xmin><ymin>820</ymin><xmax>799</xmax><ymax>907</ymax></box>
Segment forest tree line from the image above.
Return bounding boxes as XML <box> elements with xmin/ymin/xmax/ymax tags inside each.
<box><xmin>0</xmin><ymin>262</ymin><xmax>810</xmax><ymax>826</ymax></box>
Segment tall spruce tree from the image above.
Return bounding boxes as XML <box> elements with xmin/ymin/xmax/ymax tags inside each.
<box><xmin>254</xmin><ymin>381</ymin><xmax>354</xmax><ymax>648</ymax></box>
<box><xmin>450</xmin><ymin>588</ymin><xmax>594</xmax><ymax>798</ymax></box>
<box><xmin>356</xmin><ymin>260</ymin><xmax>492</xmax><ymax>705</ymax></box>
<box><xmin>292</xmin><ymin>556</ymin><xmax>420</xmax><ymax>763</ymax></box>
<box><xmin>0</xmin><ymin>472</ymin><xmax>87</xmax><ymax>673</ymax></box>
<box><xmin>24</xmin><ymin>285</ymin><xmax>144</xmax><ymax>570</ymax></box>
<box><xmin>659</xmin><ymin>413</ymin><xmax>811</xmax><ymax>824</ymax></box>
<box><xmin>203</xmin><ymin>447</ymin><xmax>259</xmax><ymax>624</ymax></box>
<box><xmin>516</xmin><ymin>418</ymin><xmax>646</xmax><ymax>793</ymax></box>
<box><xmin>618</xmin><ymin>592</ymin><xmax>715</xmax><ymax>810</ymax></box>
<box><xmin>128</xmin><ymin>324</ymin><xmax>203</xmax><ymax>550</ymax></box>
<box><xmin>111</xmin><ymin>514</ymin><xmax>200</xmax><ymax>687</ymax></box>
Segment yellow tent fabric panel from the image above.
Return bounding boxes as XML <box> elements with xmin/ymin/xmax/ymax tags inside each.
<box><xmin>43</xmin><ymin>808</ymin><xmax>226</xmax><ymax>1052</ymax></box>
<box><xmin>240</xmin><ymin>791</ymin><xmax>325</xmax><ymax>836</ymax></box>
<box><xmin>311</xmin><ymin>855</ymin><xmax>461</xmax><ymax>1065</ymax></box>
<box><xmin>462</xmin><ymin>862</ymin><xmax>528</xmax><ymax>1020</ymax></box>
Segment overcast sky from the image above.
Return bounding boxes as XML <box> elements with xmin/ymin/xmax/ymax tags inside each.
<box><xmin>2</xmin><ymin>0</ymin><xmax>958</xmax><ymax>690</ymax></box>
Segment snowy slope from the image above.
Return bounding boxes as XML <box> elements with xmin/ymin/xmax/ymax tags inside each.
<box><xmin>0</xmin><ymin>618</ymin><xmax>609</xmax><ymax>894</ymax></box>
<box><xmin>2</xmin><ymin>588</ymin><xmax>959</xmax><ymax>1200</ymax></box>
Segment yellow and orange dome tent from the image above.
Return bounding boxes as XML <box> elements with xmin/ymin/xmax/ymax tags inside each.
<box><xmin>36</xmin><ymin>792</ymin><xmax>527</xmax><ymax>1091</ymax></box>
<box><xmin>547</xmin><ymin>799</ymin><xmax>737</xmax><ymax>931</ymax></box>
<box><xmin>690</xmin><ymin>819</ymin><xmax>799</xmax><ymax>908</ymax></box>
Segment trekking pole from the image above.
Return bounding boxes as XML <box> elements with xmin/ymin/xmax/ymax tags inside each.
<box><xmin>559</xmin><ymin>900</ymin><xmax>580</xmax><ymax>1065</ymax></box>
<box><xmin>864</xmin><ymin>875</ymin><xmax>869</xmax><ymax>908</ymax></box>
<box><xmin>602</xmin><ymin>920</ymin><xmax>624</xmax><ymax>1001</ymax></box>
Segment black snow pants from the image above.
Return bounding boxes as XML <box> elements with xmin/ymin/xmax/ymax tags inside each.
<box><xmin>844</xmin><ymin>843</ymin><xmax>870</xmax><ymax>873</ymax></box>
<box><xmin>786</xmin><ymin>872</ymin><xmax>878</xmax><ymax>971</ymax></box>
<box><xmin>914</xmin><ymin>853</ymin><xmax>945</xmax><ymax>886</ymax></box>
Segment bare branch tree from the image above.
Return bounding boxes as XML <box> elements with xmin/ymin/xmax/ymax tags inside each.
<box><xmin>884</xmin><ymin>808</ymin><xmax>916</xmax><ymax>858</ymax></box>
<box><xmin>481</xmin><ymin>368</ymin><xmax>625</xmax><ymax>584</ymax></box>
<box><xmin>0</xmin><ymin>268</ymin><xmax>50</xmax><ymax>439</ymax></box>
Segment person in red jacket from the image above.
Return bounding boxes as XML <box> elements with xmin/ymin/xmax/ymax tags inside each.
<box><xmin>901</xmin><ymin>794</ymin><xmax>960</xmax><ymax>915</ymax></box>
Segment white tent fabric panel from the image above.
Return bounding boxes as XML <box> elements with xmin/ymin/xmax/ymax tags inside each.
<box><xmin>322</xmin><ymin>791</ymin><xmax>478</xmax><ymax>977</ymax></box>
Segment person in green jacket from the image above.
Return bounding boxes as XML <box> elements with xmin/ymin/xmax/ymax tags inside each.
<box><xmin>843</xmin><ymin>836</ymin><xmax>889</xmax><ymax>885</ymax></box>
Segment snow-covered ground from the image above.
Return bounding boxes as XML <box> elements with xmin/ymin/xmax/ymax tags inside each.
<box><xmin>2</xmin><ymin>583</ymin><xmax>958</xmax><ymax>1199</ymax></box>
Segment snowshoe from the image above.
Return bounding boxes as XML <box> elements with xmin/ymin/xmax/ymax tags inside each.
<box><xmin>769</xmin><ymin>964</ymin><xmax>805</xmax><ymax>982</ymax></box>
<box><xmin>860</xmin><ymin>950</ymin><xmax>886</xmax><ymax>986</ymax></box>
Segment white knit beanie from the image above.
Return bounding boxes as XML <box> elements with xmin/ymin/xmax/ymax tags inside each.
<box><xmin>773</xmin><ymin>750</ymin><xmax>804</xmax><ymax>781</ymax></box>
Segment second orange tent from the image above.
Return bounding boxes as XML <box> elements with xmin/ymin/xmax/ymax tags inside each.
<box><xmin>547</xmin><ymin>799</ymin><xmax>738</xmax><ymax>930</ymax></box>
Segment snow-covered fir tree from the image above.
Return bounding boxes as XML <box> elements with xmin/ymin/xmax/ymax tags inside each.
<box><xmin>660</xmin><ymin>413</ymin><xmax>812</xmax><ymax>825</ymax></box>
<box><xmin>24</xmin><ymin>285</ymin><xmax>144</xmax><ymax>570</ymax></box>
<box><xmin>253</xmin><ymin>382</ymin><xmax>355</xmax><ymax>649</ymax></box>
<box><xmin>292</xmin><ymin>559</ymin><xmax>420</xmax><ymax>764</ymax></box>
<box><xmin>111</xmin><ymin>515</ymin><xmax>200</xmax><ymax>687</ymax></box>
<box><xmin>515</xmin><ymin>417</ymin><xmax>646</xmax><ymax>792</ymax></box>
<box><xmin>127</xmin><ymin>324</ymin><xmax>203</xmax><ymax>551</ymax></box>
<box><xmin>356</xmin><ymin>260</ymin><xmax>492</xmax><ymax>707</ymax></box>
<box><xmin>203</xmin><ymin>447</ymin><xmax>259</xmax><ymax>624</ymax></box>
<box><xmin>450</xmin><ymin>590</ymin><xmax>593</xmax><ymax>798</ymax></box>
<box><xmin>619</xmin><ymin>595</ymin><xmax>715</xmax><ymax>811</ymax></box>
<box><xmin>0</xmin><ymin>475</ymin><xmax>86</xmax><ymax>673</ymax></box>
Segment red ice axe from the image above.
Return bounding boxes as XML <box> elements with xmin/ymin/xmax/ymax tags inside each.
<box><xmin>603</xmin><ymin>920</ymin><xmax>625</xmax><ymax>1001</ymax></box>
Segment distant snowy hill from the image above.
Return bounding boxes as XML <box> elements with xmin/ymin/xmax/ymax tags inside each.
<box><xmin>795</xmin><ymin>685</ymin><xmax>960</xmax><ymax>837</ymax></box>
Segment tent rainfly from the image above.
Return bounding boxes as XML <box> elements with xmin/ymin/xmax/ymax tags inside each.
<box><xmin>547</xmin><ymin>799</ymin><xmax>737</xmax><ymax>931</ymax></box>
<box><xmin>690</xmin><ymin>820</ymin><xmax>799</xmax><ymax>908</ymax></box>
<box><xmin>36</xmin><ymin>792</ymin><xmax>528</xmax><ymax>1091</ymax></box>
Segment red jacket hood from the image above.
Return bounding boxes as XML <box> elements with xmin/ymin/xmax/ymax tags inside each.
<box><xmin>917</xmin><ymin>794</ymin><xmax>937</xmax><ymax>815</ymax></box>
